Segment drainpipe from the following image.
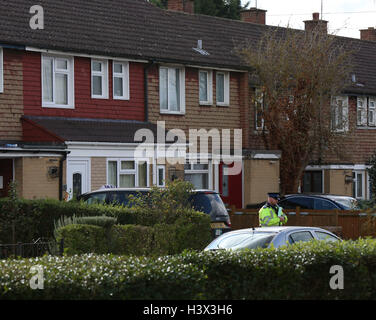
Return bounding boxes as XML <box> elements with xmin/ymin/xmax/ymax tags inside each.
<box><xmin>59</xmin><ymin>152</ymin><xmax>68</xmax><ymax>201</ymax></box>
<box><xmin>144</xmin><ymin>60</ymin><xmax>156</xmax><ymax>122</ymax></box>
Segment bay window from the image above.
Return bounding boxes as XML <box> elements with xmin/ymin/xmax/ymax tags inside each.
<box><xmin>159</xmin><ymin>66</ymin><xmax>185</xmax><ymax>114</ymax></box>
<box><xmin>42</xmin><ymin>54</ymin><xmax>74</xmax><ymax>108</ymax></box>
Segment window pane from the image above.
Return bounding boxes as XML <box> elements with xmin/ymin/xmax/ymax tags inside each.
<box><xmin>114</xmin><ymin>63</ymin><xmax>122</xmax><ymax>74</ymax></box>
<box><xmin>160</xmin><ymin>68</ymin><xmax>168</xmax><ymax>110</ymax></box>
<box><xmin>114</xmin><ymin>77</ymin><xmax>123</xmax><ymax>97</ymax></box>
<box><xmin>55</xmin><ymin>73</ymin><xmax>68</xmax><ymax>105</ymax></box>
<box><xmin>138</xmin><ymin>162</ymin><xmax>148</xmax><ymax>187</ymax></box>
<box><xmin>121</xmin><ymin>160</ymin><xmax>134</xmax><ymax>170</ymax></box>
<box><xmin>92</xmin><ymin>61</ymin><xmax>102</xmax><ymax>72</ymax></box>
<box><xmin>216</xmin><ymin>73</ymin><xmax>225</xmax><ymax>103</ymax></box>
<box><xmin>289</xmin><ymin>231</ymin><xmax>314</xmax><ymax>243</ymax></box>
<box><xmin>158</xmin><ymin>167</ymin><xmax>165</xmax><ymax>186</ymax></box>
<box><xmin>108</xmin><ymin>161</ymin><xmax>118</xmax><ymax>187</ymax></box>
<box><xmin>357</xmin><ymin>173</ymin><xmax>363</xmax><ymax>197</ymax></box>
<box><xmin>42</xmin><ymin>59</ymin><xmax>53</xmax><ymax>102</ymax></box>
<box><xmin>92</xmin><ymin>75</ymin><xmax>102</xmax><ymax>96</ymax></box>
<box><xmin>193</xmin><ymin>163</ymin><xmax>208</xmax><ymax>170</ymax></box>
<box><xmin>119</xmin><ymin>174</ymin><xmax>135</xmax><ymax>187</ymax></box>
<box><xmin>73</xmin><ymin>173</ymin><xmax>82</xmax><ymax>199</ymax></box>
<box><xmin>56</xmin><ymin>59</ymin><xmax>68</xmax><ymax>70</ymax></box>
<box><xmin>185</xmin><ymin>173</ymin><xmax>208</xmax><ymax>189</ymax></box>
<box><xmin>199</xmin><ymin>71</ymin><xmax>208</xmax><ymax>102</ymax></box>
<box><xmin>169</xmin><ymin>69</ymin><xmax>180</xmax><ymax>111</ymax></box>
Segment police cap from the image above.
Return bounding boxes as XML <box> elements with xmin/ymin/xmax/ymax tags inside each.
<box><xmin>268</xmin><ymin>193</ymin><xmax>281</xmax><ymax>201</ymax></box>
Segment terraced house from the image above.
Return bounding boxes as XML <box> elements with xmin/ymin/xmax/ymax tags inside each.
<box><xmin>0</xmin><ymin>0</ymin><xmax>376</xmax><ymax>206</ymax></box>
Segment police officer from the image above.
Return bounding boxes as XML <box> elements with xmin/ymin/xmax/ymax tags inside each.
<box><xmin>259</xmin><ymin>193</ymin><xmax>288</xmax><ymax>227</ymax></box>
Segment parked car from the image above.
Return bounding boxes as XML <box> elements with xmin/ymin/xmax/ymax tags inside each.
<box><xmin>246</xmin><ymin>194</ymin><xmax>359</xmax><ymax>211</ymax></box>
<box><xmin>204</xmin><ymin>226</ymin><xmax>341</xmax><ymax>251</ymax></box>
<box><xmin>77</xmin><ymin>187</ymin><xmax>231</xmax><ymax>237</ymax></box>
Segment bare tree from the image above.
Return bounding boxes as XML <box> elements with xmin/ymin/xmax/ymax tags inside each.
<box><xmin>238</xmin><ymin>27</ymin><xmax>355</xmax><ymax>194</ymax></box>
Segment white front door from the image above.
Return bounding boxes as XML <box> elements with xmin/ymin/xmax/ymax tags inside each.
<box><xmin>67</xmin><ymin>158</ymin><xmax>90</xmax><ymax>200</ymax></box>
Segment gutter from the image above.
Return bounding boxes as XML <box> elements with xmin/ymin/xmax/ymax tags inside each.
<box><xmin>144</xmin><ymin>60</ymin><xmax>156</xmax><ymax>122</ymax></box>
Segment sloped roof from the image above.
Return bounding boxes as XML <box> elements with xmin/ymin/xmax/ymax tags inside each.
<box><xmin>22</xmin><ymin>115</ymin><xmax>171</xmax><ymax>143</ymax></box>
<box><xmin>1</xmin><ymin>0</ymin><xmax>376</xmax><ymax>93</ymax></box>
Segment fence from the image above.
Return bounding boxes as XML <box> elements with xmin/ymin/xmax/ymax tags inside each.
<box><xmin>229</xmin><ymin>205</ymin><xmax>376</xmax><ymax>240</ymax></box>
<box><xmin>0</xmin><ymin>238</ymin><xmax>64</xmax><ymax>259</ymax></box>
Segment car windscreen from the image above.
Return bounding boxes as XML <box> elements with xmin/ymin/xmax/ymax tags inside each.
<box><xmin>190</xmin><ymin>193</ymin><xmax>228</xmax><ymax>218</ymax></box>
<box><xmin>212</xmin><ymin>232</ymin><xmax>277</xmax><ymax>250</ymax></box>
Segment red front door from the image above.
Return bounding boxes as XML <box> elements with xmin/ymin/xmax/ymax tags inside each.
<box><xmin>219</xmin><ymin>162</ymin><xmax>243</xmax><ymax>208</ymax></box>
<box><xmin>0</xmin><ymin>159</ymin><xmax>13</xmax><ymax>198</ymax></box>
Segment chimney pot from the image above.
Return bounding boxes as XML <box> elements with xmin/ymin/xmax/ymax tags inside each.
<box><xmin>312</xmin><ymin>12</ymin><xmax>320</xmax><ymax>21</ymax></box>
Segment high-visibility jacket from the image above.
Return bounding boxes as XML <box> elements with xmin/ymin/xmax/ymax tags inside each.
<box><xmin>259</xmin><ymin>203</ymin><xmax>288</xmax><ymax>227</ymax></box>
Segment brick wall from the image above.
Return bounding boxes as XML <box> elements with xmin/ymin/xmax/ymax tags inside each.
<box><xmin>91</xmin><ymin>157</ymin><xmax>107</xmax><ymax>190</ymax></box>
<box><xmin>148</xmin><ymin>65</ymin><xmax>245</xmax><ymax>153</ymax></box>
<box><xmin>0</xmin><ymin>49</ymin><xmax>23</xmax><ymax>141</ymax></box>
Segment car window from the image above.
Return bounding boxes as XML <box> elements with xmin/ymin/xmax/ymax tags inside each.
<box><xmin>190</xmin><ymin>193</ymin><xmax>228</xmax><ymax>218</ymax></box>
<box><xmin>108</xmin><ymin>191</ymin><xmax>149</xmax><ymax>206</ymax></box>
<box><xmin>314</xmin><ymin>198</ymin><xmax>338</xmax><ymax>210</ymax></box>
<box><xmin>215</xmin><ymin>232</ymin><xmax>276</xmax><ymax>250</ymax></box>
<box><xmin>288</xmin><ymin>231</ymin><xmax>314</xmax><ymax>244</ymax></box>
<box><xmin>216</xmin><ymin>233</ymin><xmax>252</xmax><ymax>249</ymax></box>
<box><xmin>280</xmin><ymin>197</ymin><xmax>313</xmax><ymax>209</ymax></box>
<box><xmin>315</xmin><ymin>231</ymin><xmax>339</xmax><ymax>242</ymax></box>
<box><xmin>85</xmin><ymin>192</ymin><xmax>107</xmax><ymax>205</ymax></box>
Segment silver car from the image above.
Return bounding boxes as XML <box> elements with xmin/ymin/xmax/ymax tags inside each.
<box><xmin>204</xmin><ymin>226</ymin><xmax>341</xmax><ymax>251</ymax></box>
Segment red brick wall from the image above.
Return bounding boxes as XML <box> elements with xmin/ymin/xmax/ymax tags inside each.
<box><xmin>0</xmin><ymin>49</ymin><xmax>23</xmax><ymax>141</ymax></box>
<box><xmin>23</xmin><ymin>52</ymin><xmax>145</xmax><ymax>121</ymax></box>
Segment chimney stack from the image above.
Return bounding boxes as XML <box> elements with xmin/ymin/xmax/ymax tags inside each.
<box><xmin>304</xmin><ymin>12</ymin><xmax>328</xmax><ymax>34</ymax></box>
<box><xmin>240</xmin><ymin>8</ymin><xmax>267</xmax><ymax>25</ymax></box>
<box><xmin>360</xmin><ymin>27</ymin><xmax>376</xmax><ymax>41</ymax></box>
<box><xmin>167</xmin><ymin>0</ymin><xmax>194</xmax><ymax>14</ymax></box>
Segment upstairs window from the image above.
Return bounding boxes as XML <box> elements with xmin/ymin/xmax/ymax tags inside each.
<box><xmin>255</xmin><ymin>88</ymin><xmax>266</xmax><ymax>130</ymax></box>
<box><xmin>159</xmin><ymin>66</ymin><xmax>185</xmax><ymax>114</ymax></box>
<box><xmin>216</xmin><ymin>71</ymin><xmax>230</xmax><ymax>106</ymax></box>
<box><xmin>0</xmin><ymin>47</ymin><xmax>3</xmax><ymax>93</ymax></box>
<box><xmin>42</xmin><ymin>55</ymin><xmax>74</xmax><ymax>108</ymax></box>
<box><xmin>199</xmin><ymin>70</ymin><xmax>213</xmax><ymax>105</ymax></box>
<box><xmin>91</xmin><ymin>59</ymin><xmax>108</xmax><ymax>99</ymax></box>
<box><xmin>331</xmin><ymin>96</ymin><xmax>348</xmax><ymax>132</ymax></box>
<box><xmin>113</xmin><ymin>61</ymin><xmax>129</xmax><ymax>100</ymax></box>
<box><xmin>357</xmin><ymin>96</ymin><xmax>376</xmax><ymax>127</ymax></box>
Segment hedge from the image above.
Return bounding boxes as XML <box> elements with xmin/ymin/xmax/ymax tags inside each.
<box><xmin>55</xmin><ymin>212</ymin><xmax>212</xmax><ymax>256</ymax></box>
<box><xmin>1</xmin><ymin>239</ymin><xmax>376</xmax><ymax>300</ymax></box>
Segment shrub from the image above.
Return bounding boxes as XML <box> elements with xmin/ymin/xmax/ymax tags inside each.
<box><xmin>1</xmin><ymin>239</ymin><xmax>376</xmax><ymax>300</ymax></box>
<box><xmin>75</xmin><ymin>216</ymin><xmax>117</xmax><ymax>229</ymax></box>
<box><xmin>110</xmin><ymin>224</ymin><xmax>155</xmax><ymax>256</ymax></box>
<box><xmin>55</xmin><ymin>224</ymin><xmax>108</xmax><ymax>255</ymax></box>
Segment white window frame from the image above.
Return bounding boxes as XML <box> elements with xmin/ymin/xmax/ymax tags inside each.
<box><xmin>112</xmin><ymin>60</ymin><xmax>129</xmax><ymax>100</ymax></box>
<box><xmin>91</xmin><ymin>59</ymin><xmax>109</xmax><ymax>99</ymax></box>
<box><xmin>199</xmin><ymin>69</ymin><xmax>213</xmax><ymax>105</ymax></box>
<box><xmin>0</xmin><ymin>47</ymin><xmax>3</xmax><ymax>93</ymax></box>
<box><xmin>41</xmin><ymin>54</ymin><xmax>75</xmax><ymax>109</ymax></box>
<box><xmin>159</xmin><ymin>66</ymin><xmax>186</xmax><ymax>115</ymax></box>
<box><xmin>216</xmin><ymin>71</ymin><xmax>230</xmax><ymax>106</ymax></box>
<box><xmin>157</xmin><ymin>165</ymin><xmax>166</xmax><ymax>187</ymax></box>
<box><xmin>107</xmin><ymin>158</ymin><xmax>150</xmax><ymax>188</ymax></box>
<box><xmin>184</xmin><ymin>161</ymin><xmax>212</xmax><ymax>190</ymax></box>
<box><xmin>353</xmin><ymin>170</ymin><xmax>365</xmax><ymax>200</ymax></box>
<box><xmin>357</xmin><ymin>96</ymin><xmax>367</xmax><ymax>127</ymax></box>
<box><xmin>369</xmin><ymin>97</ymin><xmax>376</xmax><ymax>127</ymax></box>
<box><xmin>255</xmin><ymin>88</ymin><xmax>266</xmax><ymax>130</ymax></box>
<box><xmin>331</xmin><ymin>95</ymin><xmax>349</xmax><ymax>132</ymax></box>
